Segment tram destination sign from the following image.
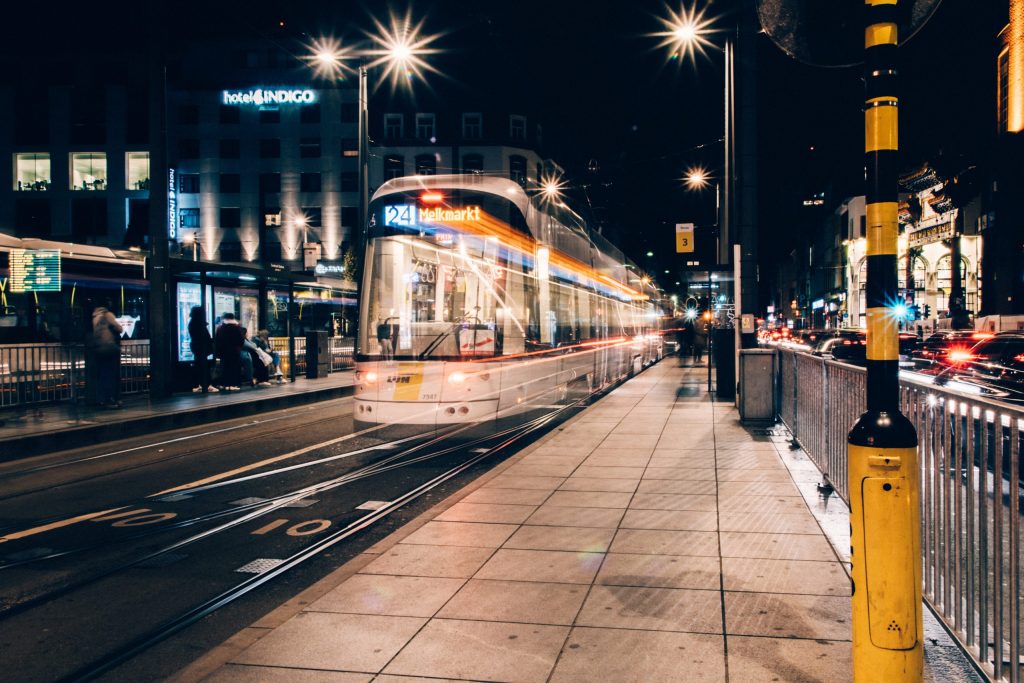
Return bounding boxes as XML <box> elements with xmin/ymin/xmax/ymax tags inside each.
<box><xmin>383</xmin><ymin>204</ymin><xmax>482</xmax><ymax>228</ymax></box>
<box><xmin>9</xmin><ymin>248</ymin><xmax>61</xmax><ymax>293</ymax></box>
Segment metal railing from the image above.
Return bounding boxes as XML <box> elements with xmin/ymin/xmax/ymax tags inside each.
<box><xmin>328</xmin><ymin>337</ymin><xmax>355</xmax><ymax>372</ymax></box>
<box><xmin>267</xmin><ymin>336</ymin><xmax>354</xmax><ymax>377</ymax></box>
<box><xmin>777</xmin><ymin>347</ymin><xmax>1022</xmax><ymax>681</ymax></box>
<box><xmin>0</xmin><ymin>336</ymin><xmax>351</xmax><ymax>409</ymax></box>
<box><xmin>0</xmin><ymin>341</ymin><xmax>151</xmax><ymax>408</ymax></box>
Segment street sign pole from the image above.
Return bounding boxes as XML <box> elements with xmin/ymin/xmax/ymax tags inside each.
<box><xmin>848</xmin><ymin>2</ymin><xmax>922</xmax><ymax>679</ymax></box>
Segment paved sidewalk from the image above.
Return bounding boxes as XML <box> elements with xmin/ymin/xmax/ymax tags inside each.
<box><xmin>0</xmin><ymin>371</ymin><xmax>353</xmax><ymax>460</ymax></box>
<box><xmin>175</xmin><ymin>361</ymin><xmax>870</xmax><ymax>682</ymax></box>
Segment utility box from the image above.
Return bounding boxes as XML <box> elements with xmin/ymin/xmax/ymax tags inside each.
<box><xmin>739</xmin><ymin>348</ymin><xmax>776</xmax><ymax>424</ymax></box>
<box><xmin>712</xmin><ymin>328</ymin><xmax>735</xmax><ymax>401</ymax></box>
<box><xmin>306</xmin><ymin>331</ymin><xmax>330</xmax><ymax>379</ymax></box>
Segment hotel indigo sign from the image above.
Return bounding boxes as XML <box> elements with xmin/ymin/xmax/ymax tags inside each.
<box><xmin>221</xmin><ymin>88</ymin><xmax>318</xmax><ymax>106</ymax></box>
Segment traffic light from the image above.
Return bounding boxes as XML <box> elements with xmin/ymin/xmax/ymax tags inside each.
<box><xmin>907</xmin><ymin>304</ymin><xmax>919</xmax><ymax>321</ymax></box>
<box><xmin>923</xmin><ymin>304</ymin><xmax>931</xmax><ymax>318</ymax></box>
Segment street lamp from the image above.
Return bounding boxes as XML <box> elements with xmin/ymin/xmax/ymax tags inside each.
<box><xmin>654</xmin><ymin>4</ymin><xmax>731</xmax><ymax>267</ymax></box>
<box><xmin>306</xmin><ymin>11</ymin><xmax>441</xmax><ymax>348</ymax></box>
<box><xmin>308</xmin><ymin>13</ymin><xmax>442</xmax><ymax>253</ymax></box>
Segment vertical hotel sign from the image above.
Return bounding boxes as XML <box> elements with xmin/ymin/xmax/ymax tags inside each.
<box><xmin>168</xmin><ymin>168</ymin><xmax>177</xmax><ymax>239</ymax></box>
<box><xmin>10</xmin><ymin>249</ymin><xmax>61</xmax><ymax>292</ymax></box>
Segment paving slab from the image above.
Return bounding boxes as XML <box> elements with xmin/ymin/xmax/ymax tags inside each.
<box><xmin>382</xmin><ymin>619</ymin><xmax>568</xmax><ymax>683</ymax></box>
<box><xmin>232</xmin><ymin>612</ymin><xmax>425</xmax><ymax>673</ymax></box>
<box><xmin>549</xmin><ymin>627</ymin><xmax>725</xmax><ymax>682</ymax></box>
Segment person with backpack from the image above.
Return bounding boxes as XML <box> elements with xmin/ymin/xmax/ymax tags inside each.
<box><xmin>188</xmin><ymin>306</ymin><xmax>217</xmax><ymax>394</ymax></box>
<box><xmin>91</xmin><ymin>301</ymin><xmax>123</xmax><ymax>408</ymax></box>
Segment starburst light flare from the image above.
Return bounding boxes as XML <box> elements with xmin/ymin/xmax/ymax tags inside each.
<box><xmin>365</xmin><ymin>8</ymin><xmax>444</xmax><ymax>91</ymax></box>
<box><xmin>307</xmin><ymin>37</ymin><xmax>353</xmax><ymax>80</ymax></box>
<box><xmin>652</xmin><ymin>2</ymin><xmax>717</xmax><ymax>63</ymax></box>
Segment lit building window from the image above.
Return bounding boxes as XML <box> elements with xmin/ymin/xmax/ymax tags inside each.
<box><xmin>509</xmin><ymin>115</ymin><xmax>526</xmax><ymax>141</ymax></box>
<box><xmin>71</xmin><ymin>152</ymin><xmax>107</xmax><ymax>191</ymax></box>
<box><xmin>415</xmin><ymin>113</ymin><xmax>435</xmax><ymax>140</ymax></box>
<box><xmin>384</xmin><ymin>113</ymin><xmax>403</xmax><ymax>139</ymax></box>
<box><xmin>126</xmin><ymin>151</ymin><xmax>150</xmax><ymax>190</ymax></box>
<box><xmin>180</xmin><ymin>208</ymin><xmax>200</xmax><ymax>228</ymax></box>
<box><xmin>462</xmin><ymin>112</ymin><xmax>482</xmax><ymax>139</ymax></box>
<box><xmin>14</xmin><ymin>153</ymin><xmax>50</xmax><ymax>191</ymax></box>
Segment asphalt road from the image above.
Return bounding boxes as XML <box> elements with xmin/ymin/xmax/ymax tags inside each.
<box><xmin>0</xmin><ymin>395</ymin><xmax>581</xmax><ymax>682</ymax></box>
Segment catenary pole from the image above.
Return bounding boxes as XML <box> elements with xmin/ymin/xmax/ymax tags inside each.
<box><xmin>848</xmin><ymin>1</ymin><xmax>922</xmax><ymax>680</ymax></box>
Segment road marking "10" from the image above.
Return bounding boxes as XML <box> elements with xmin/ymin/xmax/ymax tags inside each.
<box><xmin>251</xmin><ymin>519</ymin><xmax>332</xmax><ymax>536</ymax></box>
<box><xmin>90</xmin><ymin>508</ymin><xmax>178</xmax><ymax>527</ymax></box>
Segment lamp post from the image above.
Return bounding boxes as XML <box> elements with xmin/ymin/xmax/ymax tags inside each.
<box><xmin>655</xmin><ymin>5</ymin><xmax>732</xmax><ymax>266</ymax></box>
<box><xmin>684</xmin><ymin>168</ymin><xmax>719</xmax><ymax>393</ymax></box>
<box><xmin>308</xmin><ymin>14</ymin><xmax>441</xmax><ymax>349</ymax></box>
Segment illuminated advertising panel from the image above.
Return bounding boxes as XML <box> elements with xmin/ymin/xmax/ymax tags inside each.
<box><xmin>168</xmin><ymin>168</ymin><xmax>177</xmax><ymax>239</ymax></box>
<box><xmin>221</xmin><ymin>88</ymin><xmax>318</xmax><ymax>107</ymax></box>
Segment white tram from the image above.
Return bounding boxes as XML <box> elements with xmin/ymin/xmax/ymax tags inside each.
<box><xmin>354</xmin><ymin>175</ymin><xmax>664</xmax><ymax>426</ymax></box>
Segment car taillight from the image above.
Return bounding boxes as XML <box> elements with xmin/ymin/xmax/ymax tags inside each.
<box><xmin>947</xmin><ymin>349</ymin><xmax>975</xmax><ymax>365</ymax></box>
<box><xmin>972</xmin><ymin>332</ymin><xmax>995</xmax><ymax>340</ymax></box>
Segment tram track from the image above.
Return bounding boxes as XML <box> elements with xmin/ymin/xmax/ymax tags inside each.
<box><xmin>0</xmin><ymin>398</ymin><xmax>358</xmax><ymax>504</ymax></box>
<box><xmin>0</xmin><ymin>402</ymin><xmax>579</xmax><ymax>623</ymax></box>
<box><xmin>58</xmin><ymin>397</ymin><xmax>581</xmax><ymax>683</ymax></box>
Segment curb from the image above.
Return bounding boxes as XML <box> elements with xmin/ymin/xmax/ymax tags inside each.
<box><xmin>1</xmin><ymin>385</ymin><xmax>354</xmax><ymax>462</ymax></box>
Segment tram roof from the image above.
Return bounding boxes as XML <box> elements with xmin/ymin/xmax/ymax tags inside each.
<box><xmin>0</xmin><ymin>232</ymin><xmax>146</xmax><ymax>267</ymax></box>
<box><xmin>371</xmin><ymin>174</ymin><xmax>650</xmax><ymax>293</ymax></box>
<box><xmin>371</xmin><ymin>174</ymin><xmax>532</xmax><ymax>218</ymax></box>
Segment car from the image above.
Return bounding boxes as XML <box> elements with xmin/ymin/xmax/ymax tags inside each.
<box><xmin>924</xmin><ymin>332</ymin><xmax>1024</xmax><ymax>403</ymax></box>
<box><xmin>912</xmin><ymin>330</ymin><xmax>994</xmax><ymax>367</ymax></box>
<box><xmin>812</xmin><ymin>329</ymin><xmax>866</xmax><ymax>363</ymax></box>
<box><xmin>898</xmin><ymin>332</ymin><xmax>920</xmax><ymax>367</ymax></box>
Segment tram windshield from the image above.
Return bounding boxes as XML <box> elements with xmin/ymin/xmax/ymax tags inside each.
<box><xmin>359</xmin><ymin>188</ymin><xmax>647</xmax><ymax>361</ymax></box>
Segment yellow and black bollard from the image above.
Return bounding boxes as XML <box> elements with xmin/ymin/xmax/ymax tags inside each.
<box><xmin>848</xmin><ymin>0</ymin><xmax>922</xmax><ymax>680</ymax></box>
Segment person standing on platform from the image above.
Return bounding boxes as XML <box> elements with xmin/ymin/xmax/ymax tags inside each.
<box><xmin>91</xmin><ymin>301</ymin><xmax>123</xmax><ymax>408</ymax></box>
<box><xmin>693</xmin><ymin>321</ymin><xmax>708</xmax><ymax>364</ymax></box>
<box><xmin>188</xmin><ymin>306</ymin><xmax>217</xmax><ymax>394</ymax></box>
<box><xmin>214</xmin><ymin>312</ymin><xmax>245</xmax><ymax>391</ymax></box>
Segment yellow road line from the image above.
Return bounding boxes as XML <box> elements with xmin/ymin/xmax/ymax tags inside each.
<box><xmin>150</xmin><ymin>431</ymin><xmax>373</xmax><ymax>497</ymax></box>
<box><xmin>0</xmin><ymin>507</ymin><xmax>127</xmax><ymax>544</ymax></box>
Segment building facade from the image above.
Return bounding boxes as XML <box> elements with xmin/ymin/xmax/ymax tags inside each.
<box><xmin>167</xmin><ymin>42</ymin><xmax>360</xmax><ymax>268</ymax></box>
<box><xmin>0</xmin><ymin>78</ymin><xmax>152</xmax><ymax>246</ymax></box>
<box><xmin>369</xmin><ymin>108</ymin><xmax>553</xmax><ymax>190</ymax></box>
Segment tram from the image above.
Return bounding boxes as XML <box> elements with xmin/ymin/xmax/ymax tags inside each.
<box><xmin>354</xmin><ymin>174</ymin><xmax>664</xmax><ymax>427</ymax></box>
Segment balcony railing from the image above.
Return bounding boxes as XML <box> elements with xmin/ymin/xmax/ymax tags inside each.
<box><xmin>777</xmin><ymin>347</ymin><xmax>1023</xmax><ymax>681</ymax></box>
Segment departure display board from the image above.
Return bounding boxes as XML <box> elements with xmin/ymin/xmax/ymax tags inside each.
<box><xmin>9</xmin><ymin>249</ymin><xmax>61</xmax><ymax>293</ymax></box>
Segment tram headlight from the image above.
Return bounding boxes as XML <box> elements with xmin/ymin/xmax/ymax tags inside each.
<box><xmin>363</xmin><ymin>371</ymin><xmax>378</xmax><ymax>383</ymax></box>
<box><xmin>448</xmin><ymin>371</ymin><xmax>466</xmax><ymax>384</ymax></box>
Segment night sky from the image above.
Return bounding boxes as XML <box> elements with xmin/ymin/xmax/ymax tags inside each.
<box><xmin>2</xmin><ymin>0</ymin><xmax>1010</xmax><ymax>288</ymax></box>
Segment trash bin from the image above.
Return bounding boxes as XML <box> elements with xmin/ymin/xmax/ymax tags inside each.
<box><xmin>712</xmin><ymin>328</ymin><xmax>735</xmax><ymax>401</ymax></box>
<box><xmin>305</xmin><ymin>331</ymin><xmax>330</xmax><ymax>379</ymax></box>
<box><xmin>739</xmin><ymin>348</ymin><xmax>776</xmax><ymax>424</ymax></box>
